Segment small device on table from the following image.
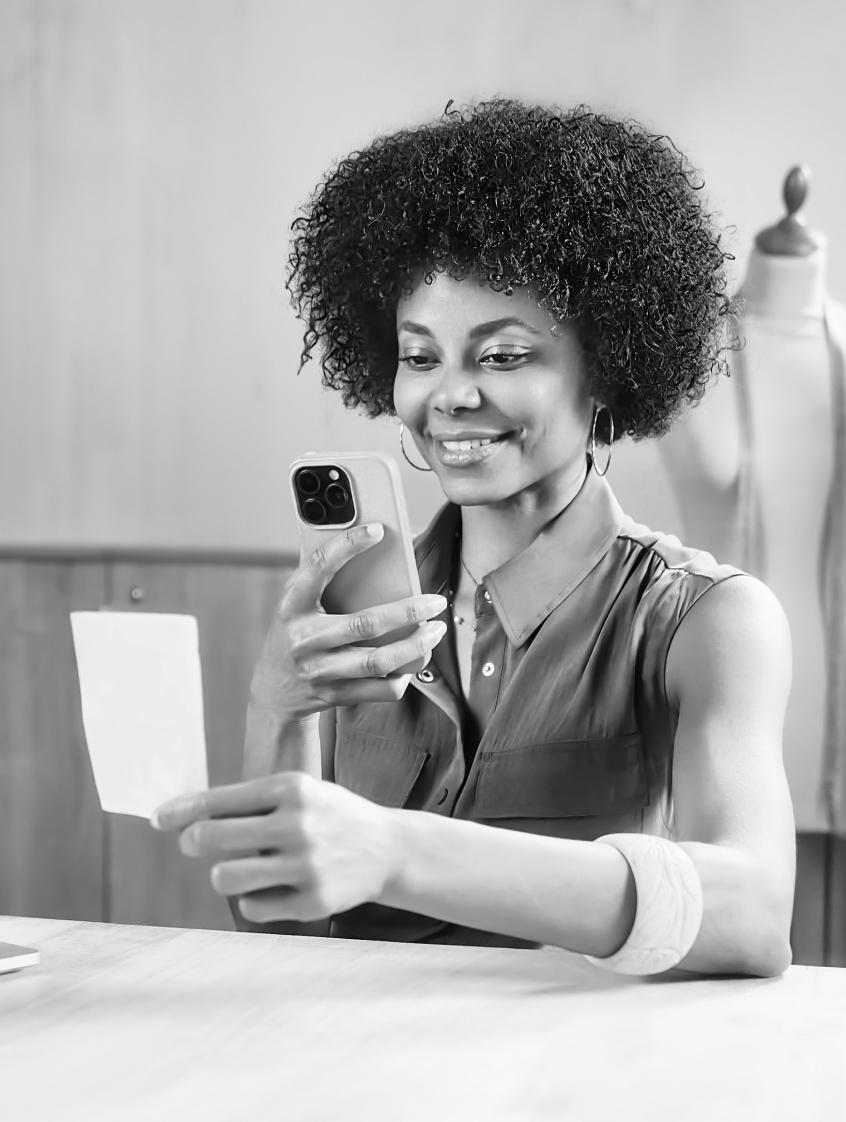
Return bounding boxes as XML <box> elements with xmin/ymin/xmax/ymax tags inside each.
<box><xmin>0</xmin><ymin>942</ymin><xmax>39</xmax><ymax>974</ymax></box>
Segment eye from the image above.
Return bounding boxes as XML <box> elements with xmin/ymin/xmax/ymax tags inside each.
<box><xmin>479</xmin><ymin>346</ymin><xmax>532</xmax><ymax>368</ymax></box>
<box><xmin>398</xmin><ymin>351</ymin><xmax>438</xmax><ymax>371</ymax></box>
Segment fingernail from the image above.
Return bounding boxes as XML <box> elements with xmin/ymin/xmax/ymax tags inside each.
<box><xmin>427</xmin><ymin>620</ymin><xmax>447</xmax><ymax>636</ymax></box>
<box><xmin>149</xmin><ymin>811</ymin><xmax>162</xmax><ymax>830</ymax></box>
<box><xmin>365</xmin><ymin>523</ymin><xmax>383</xmax><ymax>539</ymax></box>
<box><xmin>423</xmin><ymin>594</ymin><xmax>448</xmax><ymax>611</ymax></box>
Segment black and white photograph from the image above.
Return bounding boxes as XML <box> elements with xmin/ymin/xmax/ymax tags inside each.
<box><xmin>1</xmin><ymin>1</ymin><xmax>845</xmax><ymax>1118</ymax></box>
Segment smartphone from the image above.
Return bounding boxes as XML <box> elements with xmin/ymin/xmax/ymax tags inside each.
<box><xmin>289</xmin><ymin>451</ymin><xmax>422</xmax><ymax>652</ymax></box>
<box><xmin>0</xmin><ymin>942</ymin><xmax>39</xmax><ymax>974</ymax></box>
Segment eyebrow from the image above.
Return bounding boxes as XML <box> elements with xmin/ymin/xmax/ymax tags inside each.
<box><xmin>398</xmin><ymin>317</ymin><xmax>545</xmax><ymax>340</ymax></box>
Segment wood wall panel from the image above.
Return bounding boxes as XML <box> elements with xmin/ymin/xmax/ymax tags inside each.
<box><xmin>790</xmin><ymin>833</ymin><xmax>827</xmax><ymax>967</ymax></box>
<box><xmin>105</xmin><ymin>561</ymin><xmax>293</xmax><ymax>930</ymax></box>
<box><xmin>0</xmin><ymin>560</ymin><xmax>105</xmax><ymax>921</ymax></box>
<box><xmin>826</xmin><ymin>836</ymin><xmax>846</xmax><ymax>969</ymax></box>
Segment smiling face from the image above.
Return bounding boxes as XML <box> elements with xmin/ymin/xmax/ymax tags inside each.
<box><xmin>393</xmin><ymin>272</ymin><xmax>595</xmax><ymax>510</ymax></box>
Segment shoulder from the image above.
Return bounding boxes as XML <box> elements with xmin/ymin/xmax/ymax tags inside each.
<box><xmin>606</xmin><ymin>512</ymin><xmax>790</xmax><ymax>705</ymax></box>
<box><xmin>609</xmin><ymin>514</ymin><xmax>746</xmax><ymax>629</ymax></box>
<box><xmin>615</xmin><ymin>514</ymin><xmax>739</xmax><ymax>583</ymax></box>
<box><xmin>670</xmin><ymin>573</ymin><xmax>790</xmax><ymax>659</ymax></box>
<box><xmin>665</xmin><ymin>573</ymin><xmax>791</xmax><ymax>713</ymax></box>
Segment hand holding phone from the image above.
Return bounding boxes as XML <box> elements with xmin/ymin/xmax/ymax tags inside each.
<box><xmin>249</xmin><ymin>452</ymin><xmax>448</xmax><ymax>724</ymax></box>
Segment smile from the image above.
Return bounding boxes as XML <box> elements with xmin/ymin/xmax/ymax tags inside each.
<box><xmin>433</xmin><ymin>433</ymin><xmax>511</xmax><ymax>467</ymax></box>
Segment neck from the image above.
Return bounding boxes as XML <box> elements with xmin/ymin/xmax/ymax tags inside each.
<box><xmin>458</xmin><ymin>456</ymin><xmax>589</xmax><ymax>578</ymax></box>
<box><xmin>741</xmin><ymin>247</ymin><xmax>827</xmax><ymax>319</ymax></box>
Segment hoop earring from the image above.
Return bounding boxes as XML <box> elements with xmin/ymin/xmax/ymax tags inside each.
<box><xmin>399</xmin><ymin>422</ymin><xmax>434</xmax><ymax>472</ymax></box>
<box><xmin>589</xmin><ymin>406</ymin><xmax>614</xmax><ymax>477</ymax></box>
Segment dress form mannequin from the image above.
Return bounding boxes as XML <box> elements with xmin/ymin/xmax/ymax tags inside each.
<box><xmin>734</xmin><ymin>171</ymin><xmax>831</xmax><ymax>832</ymax></box>
<box><xmin>659</xmin><ymin>168</ymin><xmax>846</xmax><ymax>832</ymax></box>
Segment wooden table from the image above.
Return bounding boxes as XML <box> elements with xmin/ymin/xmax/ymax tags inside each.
<box><xmin>1</xmin><ymin>916</ymin><xmax>845</xmax><ymax>1122</ymax></box>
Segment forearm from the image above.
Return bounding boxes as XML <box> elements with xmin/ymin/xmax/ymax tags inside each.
<box><xmin>234</xmin><ymin>701</ymin><xmax>329</xmax><ymax>936</ymax></box>
<box><xmin>243</xmin><ymin>701</ymin><xmax>322</xmax><ymax>780</ymax></box>
<box><xmin>379</xmin><ymin>811</ymin><xmax>792</xmax><ymax>975</ymax></box>
<box><xmin>379</xmin><ymin>811</ymin><xmax>636</xmax><ymax>958</ymax></box>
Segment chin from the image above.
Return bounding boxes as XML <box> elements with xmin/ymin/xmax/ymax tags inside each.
<box><xmin>436</xmin><ymin>474</ymin><xmax>515</xmax><ymax>507</ymax></box>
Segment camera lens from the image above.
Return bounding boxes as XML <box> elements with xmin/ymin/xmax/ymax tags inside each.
<box><xmin>297</xmin><ymin>470</ymin><xmax>321</xmax><ymax>496</ymax></box>
<box><xmin>325</xmin><ymin>484</ymin><xmax>349</xmax><ymax>508</ymax></box>
<box><xmin>303</xmin><ymin>498</ymin><xmax>326</xmax><ymax>523</ymax></box>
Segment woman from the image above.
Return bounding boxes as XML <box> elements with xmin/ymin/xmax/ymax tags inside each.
<box><xmin>154</xmin><ymin>101</ymin><xmax>795</xmax><ymax>976</ymax></box>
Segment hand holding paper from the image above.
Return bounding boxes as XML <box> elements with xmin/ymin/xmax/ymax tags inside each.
<box><xmin>71</xmin><ymin>611</ymin><xmax>209</xmax><ymax>818</ymax></box>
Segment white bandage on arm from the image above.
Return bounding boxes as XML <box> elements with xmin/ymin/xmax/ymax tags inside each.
<box><xmin>584</xmin><ymin>833</ymin><xmax>704</xmax><ymax>976</ymax></box>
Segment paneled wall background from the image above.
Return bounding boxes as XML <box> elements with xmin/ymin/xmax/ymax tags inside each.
<box><xmin>0</xmin><ymin>551</ymin><xmax>294</xmax><ymax>932</ymax></box>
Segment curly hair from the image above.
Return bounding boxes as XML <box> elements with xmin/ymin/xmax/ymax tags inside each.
<box><xmin>287</xmin><ymin>99</ymin><xmax>736</xmax><ymax>442</ymax></box>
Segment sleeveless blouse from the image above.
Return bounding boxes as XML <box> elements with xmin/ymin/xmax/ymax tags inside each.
<box><xmin>328</xmin><ymin>466</ymin><xmax>744</xmax><ymax>946</ymax></box>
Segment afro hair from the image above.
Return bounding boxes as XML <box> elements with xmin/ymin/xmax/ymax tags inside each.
<box><xmin>287</xmin><ymin>99</ymin><xmax>736</xmax><ymax>442</ymax></box>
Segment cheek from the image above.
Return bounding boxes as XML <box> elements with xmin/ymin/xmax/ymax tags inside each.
<box><xmin>518</xmin><ymin>379</ymin><xmax>592</xmax><ymax>449</ymax></box>
<box><xmin>392</xmin><ymin>370</ymin><xmax>426</xmax><ymax>425</ymax></box>
<box><xmin>549</xmin><ymin>369</ymin><xmax>593</xmax><ymax>429</ymax></box>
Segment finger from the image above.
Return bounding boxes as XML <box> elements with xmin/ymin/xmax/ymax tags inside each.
<box><xmin>178</xmin><ymin>815</ymin><xmax>295</xmax><ymax>858</ymax></box>
<box><xmin>210</xmin><ymin>854</ymin><xmax>303</xmax><ymax>897</ymax></box>
<box><xmin>283</xmin><ymin>523</ymin><xmax>385</xmax><ymax>615</ymax></box>
<box><xmin>314</xmin><ymin>593</ymin><xmax>448</xmax><ymax>650</ymax></box>
<box><xmin>330</xmin><ymin>674</ymin><xmax>415</xmax><ymax>706</ymax></box>
<box><xmin>151</xmin><ymin>772</ymin><xmax>313</xmax><ymax>831</ymax></box>
<box><xmin>302</xmin><ymin>620</ymin><xmax>446</xmax><ymax>683</ymax></box>
<box><xmin>237</xmin><ymin>888</ymin><xmax>318</xmax><ymax>924</ymax></box>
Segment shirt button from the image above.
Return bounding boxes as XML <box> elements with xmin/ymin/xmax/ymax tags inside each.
<box><xmin>416</xmin><ymin>668</ymin><xmax>435</xmax><ymax>684</ymax></box>
<box><xmin>436</xmin><ymin>787</ymin><xmax>449</xmax><ymax>805</ymax></box>
<box><xmin>483</xmin><ymin>590</ymin><xmax>491</xmax><ymax>603</ymax></box>
<box><xmin>482</xmin><ymin>662</ymin><xmax>495</xmax><ymax>677</ymax></box>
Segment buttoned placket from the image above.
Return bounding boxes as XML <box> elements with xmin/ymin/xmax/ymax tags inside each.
<box><xmin>463</xmin><ymin>582</ymin><xmax>507</xmax><ymax>762</ymax></box>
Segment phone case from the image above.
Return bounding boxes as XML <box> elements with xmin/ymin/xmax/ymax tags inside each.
<box><xmin>289</xmin><ymin>451</ymin><xmax>422</xmax><ymax>648</ymax></box>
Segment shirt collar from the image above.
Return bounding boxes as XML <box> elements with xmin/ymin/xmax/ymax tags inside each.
<box><xmin>414</xmin><ymin>467</ymin><xmax>625</xmax><ymax>647</ymax></box>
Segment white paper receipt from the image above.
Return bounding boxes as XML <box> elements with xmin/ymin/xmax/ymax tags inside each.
<box><xmin>70</xmin><ymin>611</ymin><xmax>209</xmax><ymax>818</ymax></box>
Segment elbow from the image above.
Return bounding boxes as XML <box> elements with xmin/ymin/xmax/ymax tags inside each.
<box><xmin>743</xmin><ymin>870</ymin><xmax>795</xmax><ymax>977</ymax></box>
<box><xmin>687</xmin><ymin>919</ymin><xmax>792</xmax><ymax>979</ymax></box>
<box><xmin>742</xmin><ymin>932</ymin><xmax>792</xmax><ymax>978</ymax></box>
<box><xmin>681</xmin><ymin>862</ymin><xmax>795</xmax><ymax>978</ymax></box>
<box><xmin>725</xmin><ymin>891</ymin><xmax>794</xmax><ymax>978</ymax></box>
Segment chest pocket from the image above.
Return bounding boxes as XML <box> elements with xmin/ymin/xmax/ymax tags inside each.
<box><xmin>475</xmin><ymin>733</ymin><xmax>648</xmax><ymax>819</ymax></box>
<box><xmin>334</xmin><ymin>730</ymin><xmax>429</xmax><ymax>809</ymax></box>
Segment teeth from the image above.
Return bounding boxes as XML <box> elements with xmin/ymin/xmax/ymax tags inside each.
<box><xmin>442</xmin><ymin>437</ymin><xmax>497</xmax><ymax>452</ymax></box>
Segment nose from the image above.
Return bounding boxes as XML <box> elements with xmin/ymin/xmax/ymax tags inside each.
<box><xmin>429</xmin><ymin>362</ymin><xmax>482</xmax><ymax>415</ymax></box>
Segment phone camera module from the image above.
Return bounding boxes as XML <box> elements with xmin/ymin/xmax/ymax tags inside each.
<box><xmin>297</xmin><ymin>470</ymin><xmax>321</xmax><ymax>496</ymax></box>
<box><xmin>294</xmin><ymin>462</ymin><xmax>355</xmax><ymax>525</ymax></box>
<box><xmin>325</xmin><ymin>484</ymin><xmax>349</xmax><ymax>509</ymax></box>
<box><xmin>303</xmin><ymin>498</ymin><xmax>326</xmax><ymax>524</ymax></box>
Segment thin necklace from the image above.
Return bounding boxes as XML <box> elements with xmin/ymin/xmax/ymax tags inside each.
<box><xmin>452</xmin><ymin>551</ymin><xmax>480</xmax><ymax>632</ymax></box>
<box><xmin>460</xmin><ymin>553</ymin><xmax>479</xmax><ymax>587</ymax></box>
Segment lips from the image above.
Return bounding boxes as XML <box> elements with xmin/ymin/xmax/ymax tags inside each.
<box><xmin>441</xmin><ymin>436</ymin><xmax>500</xmax><ymax>452</ymax></box>
<box><xmin>430</xmin><ymin>430</ymin><xmax>510</xmax><ymax>446</ymax></box>
<box><xmin>430</xmin><ymin>431</ymin><xmax>512</xmax><ymax>468</ymax></box>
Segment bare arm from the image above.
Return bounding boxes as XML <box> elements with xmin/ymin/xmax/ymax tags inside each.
<box><xmin>377</xmin><ymin>575</ymin><xmax>794</xmax><ymax>975</ymax></box>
